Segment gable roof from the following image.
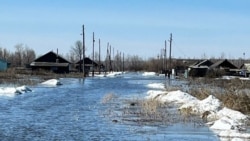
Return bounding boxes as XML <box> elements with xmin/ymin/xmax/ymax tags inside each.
<box><xmin>190</xmin><ymin>59</ymin><xmax>213</xmax><ymax>68</ymax></box>
<box><xmin>34</xmin><ymin>51</ymin><xmax>71</xmax><ymax>63</ymax></box>
<box><xmin>210</xmin><ymin>59</ymin><xmax>237</xmax><ymax>69</ymax></box>
<box><xmin>76</xmin><ymin>57</ymin><xmax>98</xmax><ymax>66</ymax></box>
<box><xmin>241</xmin><ymin>63</ymin><xmax>250</xmax><ymax>71</ymax></box>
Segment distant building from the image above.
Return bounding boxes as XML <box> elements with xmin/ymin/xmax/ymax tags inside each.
<box><xmin>189</xmin><ymin>59</ymin><xmax>214</xmax><ymax>77</ymax></box>
<box><xmin>188</xmin><ymin>59</ymin><xmax>239</xmax><ymax>77</ymax></box>
<box><xmin>76</xmin><ymin>58</ymin><xmax>99</xmax><ymax>75</ymax></box>
<box><xmin>209</xmin><ymin>59</ymin><xmax>238</xmax><ymax>76</ymax></box>
<box><xmin>0</xmin><ymin>59</ymin><xmax>8</xmax><ymax>71</ymax></box>
<box><xmin>240</xmin><ymin>63</ymin><xmax>250</xmax><ymax>77</ymax></box>
<box><xmin>30</xmin><ymin>51</ymin><xmax>71</xmax><ymax>73</ymax></box>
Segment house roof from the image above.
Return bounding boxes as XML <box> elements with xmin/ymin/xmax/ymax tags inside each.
<box><xmin>76</xmin><ymin>57</ymin><xmax>98</xmax><ymax>66</ymax></box>
<box><xmin>34</xmin><ymin>51</ymin><xmax>71</xmax><ymax>63</ymax></box>
<box><xmin>189</xmin><ymin>59</ymin><xmax>213</xmax><ymax>68</ymax></box>
<box><xmin>241</xmin><ymin>63</ymin><xmax>250</xmax><ymax>71</ymax></box>
<box><xmin>209</xmin><ymin>59</ymin><xmax>238</xmax><ymax>69</ymax></box>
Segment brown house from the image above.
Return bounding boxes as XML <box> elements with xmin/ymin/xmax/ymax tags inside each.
<box><xmin>76</xmin><ymin>58</ymin><xmax>98</xmax><ymax>73</ymax></box>
<box><xmin>189</xmin><ymin>59</ymin><xmax>214</xmax><ymax>77</ymax></box>
<box><xmin>30</xmin><ymin>51</ymin><xmax>71</xmax><ymax>73</ymax></box>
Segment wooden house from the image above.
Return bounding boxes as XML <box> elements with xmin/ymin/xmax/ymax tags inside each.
<box><xmin>76</xmin><ymin>58</ymin><xmax>98</xmax><ymax>74</ymax></box>
<box><xmin>30</xmin><ymin>51</ymin><xmax>71</xmax><ymax>73</ymax></box>
<box><xmin>188</xmin><ymin>59</ymin><xmax>214</xmax><ymax>77</ymax></box>
<box><xmin>209</xmin><ymin>59</ymin><xmax>238</xmax><ymax>76</ymax></box>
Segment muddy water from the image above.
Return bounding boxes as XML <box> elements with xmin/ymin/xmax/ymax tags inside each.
<box><xmin>0</xmin><ymin>73</ymin><xmax>219</xmax><ymax>140</ymax></box>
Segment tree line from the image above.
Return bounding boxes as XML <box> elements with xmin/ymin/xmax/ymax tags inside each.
<box><xmin>2</xmin><ymin>41</ymin><xmax>247</xmax><ymax>73</ymax></box>
<box><xmin>0</xmin><ymin>44</ymin><xmax>36</xmax><ymax>67</ymax></box>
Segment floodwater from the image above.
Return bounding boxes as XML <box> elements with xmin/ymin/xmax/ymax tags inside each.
<box><xmin>0</xmin><ymin>73</ymin><xmax>220</xmax><ymax>140</ymax></box>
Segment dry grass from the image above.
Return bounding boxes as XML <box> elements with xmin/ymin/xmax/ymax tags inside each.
<box><xmin>121</xmin><ymin>98</ymin><xmax>170</xmax><ymax>124</ymax></box>
<box><xmin>101</xmin><ymin>93</ymin><xmax>117</xmax><ymax>104</ymax></box>
<box><xmin>187</xmin><ymin>78</ymin><xmax>250</xmax><ymax>115</ymax></box>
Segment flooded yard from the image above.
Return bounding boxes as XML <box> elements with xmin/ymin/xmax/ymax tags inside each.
<box><xmin>0</xmin><ymin>72</ymin><xmax>248</xmax><ymax>140</ymax></box>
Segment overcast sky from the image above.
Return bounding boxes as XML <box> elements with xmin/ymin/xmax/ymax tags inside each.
<box><xmin>1</xmin><ymin>0</ymin><xmax>250</xmax><ymax>59</ymax></box>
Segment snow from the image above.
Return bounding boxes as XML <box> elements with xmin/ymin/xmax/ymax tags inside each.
<box><xmin>180</xmin><ymin>95</ymin><xmax>222</xmax><ymax>114</ymax></box>
<box><xmin>0</xmin><ymin>85</ymin><xmax>32</xmax><ymax>96</ymax></box>
<box><xmin>159</xmin><ymin>90</ymin><xmax>198</xmax><ymax>104</ymax></box>
<box><xmin>147</xmin><ymin>83</ymin><xmax>165</xmax><ymax>90</ymax></box>
<box><xmin>95</xmin><ymin>72</ymin><xmax>123</xmax><ymax>78</ymax></box>
<box><xmin>220</xmin><ymin>75</ymin><xmax>250</xmax><ymax>81</ymax></box>
<box><xmin>142</xmin><ymin>72</ymin><xmax>156</xmax><ymax>76</ymax></box>
<box><xmin>145</xmin><ymin>89</ymin><xmax>250</xmax><ymax>139</ymax></box>
<box><xmin>217</xmin><ymin>107</ymin><xmax>248</xmax><ymax>122</ymax></box>
<box><xmin>106</xmin><ymin>72</ymin><xmax>123</xmax><ymax>77</ymax></box>
<box><xmin>145</xmin><ymin>90</ymin><xmax>167</xmax><ymax>99</ymax></box>
<box><xmin>41</xmin><ymin>79</ymin><xmax>62</xmax><ymax>86</ymax></box>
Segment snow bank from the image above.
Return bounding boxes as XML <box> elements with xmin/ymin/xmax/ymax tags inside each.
<box><xmin>145</xmin><ymin>90</ymin><xmax>167</xmax><ymax>99</ymax></box>
<box><xmin>41</xmin><ymin>79</ymin><xmax>62</xmax><ymax>86</ymax></box>
<box><xmin>217</xmin><ymin>107</ymin><xmax>248</xmax><ymax>122</ymax></box>
<box><xmin>95</xmin><ymin>74</ymin><xmax>106</xmax><ymax>77</ymax></box>
<box><xmin>180</xmin><ymin>95</ymin><xmax>222</xmax><ymax>114</ymax></box>
<box><xmin>0</xmin><ymin>85</ymin><xmax>32</xmax><ymax>96</ymax></box>
<box><xmin>106</xmin><ymin>72</ymin><xmax>123</xmax><ymax>77</ymax></box>
<box><xmin>144</xmin><ymin>89</ymin><xmax>250</xmax><ymax>139</ymax></box>
<box><xmin>160</xmin><ymin>90</ymin><xmax>198</xmax><ymax>104</ymax></box>
<box><xmin>142</xmin><ymin>72</ymin><xmax>156</xmax><ymax>76</ymax></box>
<box><xmin>147</xmin><ymin>83</ymin><xmax>165</xmax><ymax>90</ymax></box>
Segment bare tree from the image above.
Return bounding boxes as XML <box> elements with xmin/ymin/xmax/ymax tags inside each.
<box><xmin>0</xmin><ymin>47</ymin><xmax>10</xmax><ymax>60</ymax></box>
<box><xmin>14</xmin><ymin>44</ymin><xmax>24</xmax><ymax>67</ymax></box>
<box><xmin>70</xmin><ymin>40</ymin><xmax>83</xmax><ymax>71</ymax></box>
<box><xmin>23</xmin><ymin>46</ymin><xmax>36</xmax><ymax>65</ymax></box>
<box><xmin>126</xmin><ymin>55</ymin><xmax>144</xmax><ymax>71</ymax></box>
<box><xmin>71</xmin><ymin>41</ymin><xmax>83</xmax><ymax>61</ymax></box>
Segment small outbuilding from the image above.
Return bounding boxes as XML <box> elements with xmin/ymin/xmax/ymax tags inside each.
<box><xmin>30</xmin><ymin>51</ymin><xmax>71</xmax><ymax>73</ymax></box>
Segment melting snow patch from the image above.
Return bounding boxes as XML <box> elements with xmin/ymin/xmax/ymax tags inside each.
<box><xmin>216</xmin><ymin>107</ymin><xmax>248</xmax><ymax>122</ymax></box>
<box><xmin>145</xmin><ymin>90</ymin><xmax>167</xmax><ymax>99</ymax></box>
<box><xmin>0</xmin><ymin>85</ymin><xmax>32</xmax><ymax>96</ymax></box>
<box><xmin>160</xmin><ymin>90</ymin><xmax>198</xmax><ymax>104</ymax></box>
<box><xmin>142</xmin><ymin>72</ymin><xmax>156</xmax><ymax>76</ymax></box>
<box><xmin>145</xmin><ymin>89</ymin><xmax>250</xmax><ymax>139</ymax></box>
<box><xmin>147</xmin><ymin>83</ymin><xmax>165</xmax><ymax>90</ymax></box>
<box><xmin>180</xmin><ymin>95</ymin><xmax>222</xmax><ymax>114</ymax></box>
<box><xmin>41</xmin><ymin>79</ymin><xmax>62</xmax><ymax>86</ymax></box>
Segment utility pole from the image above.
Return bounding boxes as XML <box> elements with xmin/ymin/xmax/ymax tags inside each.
<box><xmin>99</xmin><ymin>39</ymin><xmax>101</xmax><ymax>74</ymax></box>
<box><xmin>120</xmin><ymin>51</ymin><xmax>122</xmax><ymax>71</ymax></box>
<box><xmin>109</xmin><ymin>45</ymin><xmax>112</xmax><ymax>72</ymax></box>
<box><xmin>122</xmin><ymin>52</ymin><xmax>124</xmax><ymax>73</ymax></box>
<box><xmin>92</xmin><ymin>32</ymin><xmax>95</xmax><ymax>77</ymax></box>
<box><xmin>82</xmin><ymin>25</ymin><xmax>85</xmax><ymax>76</ymax></box>
<box><xmin>165</xmin><ymin>40</ymin><xmax>167</xmax><ymax>71</ymax></box>
<box><xmin>106</xmin><ymin>43</ymin><xmax>109</xmax><ymax>74</ymax></box>
<box><xmin>169</xmin><ymin>33</ymin><xmax>172</xmax><ymax>71</ymax></box>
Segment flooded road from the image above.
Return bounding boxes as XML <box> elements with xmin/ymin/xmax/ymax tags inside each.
<box><xmin>0</xmin><ymin>73</ymin><xmax>219</xmax><ymax>140</ymax></box>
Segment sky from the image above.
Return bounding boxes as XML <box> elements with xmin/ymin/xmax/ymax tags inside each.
<box><xmin>1</xmin><ymin>0</ymin><xmax>250</xmax><ymax>60</ymax></box>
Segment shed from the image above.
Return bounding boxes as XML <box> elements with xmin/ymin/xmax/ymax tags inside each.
<box><xmin>30</xmin><ymin>51</ymin><xmax>71</xmax><ymax>73</ymax></box>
